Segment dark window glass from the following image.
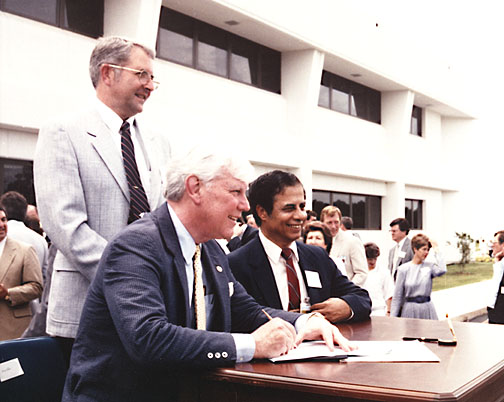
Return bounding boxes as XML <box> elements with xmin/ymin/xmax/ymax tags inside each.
<box><xmin>411</xmin><ymin>105</ymin><xmax>422</xmax><ymax>136</ymax></box>
<box><xmin>0</xmin><ymin>158</ymin><xmax>35</xmax><ymax>205</ymax></box>
<box><xmin>230</xmin><ymin>36</ymin><xmax>257</xmax><ymax>84</ymax></box>
<box><xmin>62</xmin><ymin>0</ymin><xmax>103</xmax><ymax>38</ymax></box>
<box><xmin>1</xmin><ymin>0</ymin><xmax>103</xmax><ymax>38</ymax></box>
<box><xmin>405</xmin><ymin>199</ymin><xmax>423</xmax><ymax>229</ymax></box>
<box><xmin>157</xmin><ymin>6</ymin><xmax>281</xmax><ymax>93</ymax></box>
<box><xmin>197</xmin><ymin>21</ymin><xmax>228</xmax><ymax>77</ymax></box>
<box><xmin>258</xmin><ymin>48</ymin><xmax>281</xmax><ymax>94</ymax></box>
<box><xmin>312</xmin><ymin>190</ymin><xmax>381</xmax><ymax>230</ymax></box>
<box><xmin>333</xmin><ymin>193</ymin><xmax>350</xmax><ymax>217</ymax></box>
<box><xmin>2</xmin><ymin>0</ymin><xmax>57</xmax><ymax>25</ymax></box>
<box><xmin>158</xmin><ymin>8</ymin><xmax>194</xmax><ymax>66</ymax></box>
<box><xmin>319</xmin><ymin>70</ymin><xmax>381</xmax><ymax>124</ymax></box>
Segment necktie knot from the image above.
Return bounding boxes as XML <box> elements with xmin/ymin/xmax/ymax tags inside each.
<box><xmin>120</xmin><ymin>121</ymin><xmax>130</xmax><ymax>135</ymax></box>
<box><xmin>281</xmin><ymin>248</ymin><xmax>293</xmax><ymax>260</ymax></box>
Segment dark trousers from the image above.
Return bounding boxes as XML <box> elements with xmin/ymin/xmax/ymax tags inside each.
<box><xmin>55</xmin><ymin>336</ymin><xmax>74</xmax><ymax>368</ymax></box>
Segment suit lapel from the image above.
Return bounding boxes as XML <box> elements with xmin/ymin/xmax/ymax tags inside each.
<box><xmin>248</xmin><ymin>238</ymin><xmax>283</xmax><ymax>309</ymax></box>
<box><xmin>153</xmin><ymin>204</ymin><xmax>192</xmax><ymax>326</ymax></box>
<box><xmin>85</xmin><ymin>110</ymin><xmax>129</xmax><ymax>201</ymax></box>
<box><xmin>0</xmin><ymin>238</ymin><xmax>17</xmax><ymax>282</ymax></box>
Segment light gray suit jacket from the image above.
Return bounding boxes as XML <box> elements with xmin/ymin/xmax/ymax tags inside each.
<box><xmin>34</xmin><ymin>107</ymin><xmax>169</xmax><ymax>338</ymax></box>
<box><xmin>388</xmin><ymin>237</ymin><xmax>414</xmax><ymax>279</ymax></box>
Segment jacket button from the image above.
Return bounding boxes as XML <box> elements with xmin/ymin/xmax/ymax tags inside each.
<box><xmin>215</xmin><ymin>352</ymin><xmax>221</xmax><ymax>359</ymax></box>
<box><xmin>222</xmin><ymin>352</ymin><xmax>228</xmax><ymax>358</ymax></box>
<box><xmin>207</xmin><ymin>352</ymin><xmax>213</xmax><ymax>359</ymax></box>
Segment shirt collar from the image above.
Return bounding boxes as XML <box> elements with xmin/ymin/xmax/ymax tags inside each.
<box><xmin>95</xmin><ymin>97</ymin><xmax>135</xmax><ymax>134</ymax></box>
<box><xmin>166</xmin><ymin>203</ymin><xmax>196</xmax><ymax>265</ymax></box>
<box><xmin>259</xmin><ymin>230</ymin><xmax>298</xmax><ymax>262</ymax></box>
<box><xmin>397</xmin><ymin>236</ymin><xmax>407</xmax><ymax>248</ymax></box>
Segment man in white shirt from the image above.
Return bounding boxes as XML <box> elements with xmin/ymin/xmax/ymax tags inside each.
<box><xmin>388</xmin><ymin>218</ymin><xmax>414</xmax><ymax>280</ymax></box>
<box><xmin>320</xmin><ymin>206</ymin><xmax>368</xmax><ymax>286</ymax></box>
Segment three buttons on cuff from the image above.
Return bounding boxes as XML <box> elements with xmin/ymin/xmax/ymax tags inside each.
<box><xmin>207</xmin><ymin>351</ymin><xmax>228</xmax><ymax>359</ymax></box>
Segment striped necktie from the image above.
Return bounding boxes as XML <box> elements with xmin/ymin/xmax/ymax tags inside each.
<box><xmin>281</xmin><ymin>248</ymin><xmax>301</xmax><ymax>311</ymax></box>
<box><xmin>120</xmin><ymin>121</ymin><xmax>150</xmax><ymax>224</ymax></box>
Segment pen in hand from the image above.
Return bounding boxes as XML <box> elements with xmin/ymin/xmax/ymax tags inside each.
<box><xmin>262</xmin><ymin>309</ymin><xmax>273</xmax><ymax>321</ymax></box>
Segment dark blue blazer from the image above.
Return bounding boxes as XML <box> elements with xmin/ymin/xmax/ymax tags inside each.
<box><xmin>62</xmin><ymin>204</ymin><xmax>298</xmax><ymax>402</ymax></box>
<box><xmin>228</xmin><ymin>236</ymin><xmax>371</xmax><ymax>323</ymax></box>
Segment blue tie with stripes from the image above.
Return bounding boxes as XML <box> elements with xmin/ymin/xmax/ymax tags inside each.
<box><xmin>120</xmin><ymin>121</ymin><xmax>150</xmax><ymax>224</ymax></box>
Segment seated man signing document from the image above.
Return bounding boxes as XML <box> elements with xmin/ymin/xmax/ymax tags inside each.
<box><xmin>62</xmin><ymin>148</ymin><xmax>354</xmax><ymax>402</ymax></box>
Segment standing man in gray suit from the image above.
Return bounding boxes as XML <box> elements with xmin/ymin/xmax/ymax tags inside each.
<box><xmin>34</xmin><ymin>37</ymin><xmax>168</xmax><ymax>361</ymax></box>
<box><xmin>388</xmin><ymin>218</ymin><xmax>414</xmax><ymax>280</ymax></box>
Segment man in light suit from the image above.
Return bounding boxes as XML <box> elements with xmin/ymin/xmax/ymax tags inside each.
<box><xmin>62</xmin><ymin>149</ymin><xmax>352</xmax><ymax>402</ymax></box>
<box><xmin>0</xmin><ymin>207</ymin><xmax>43</xmax><ymax>340</ymax></box>
<box><xmin>321</xmin><ymin>206</ymin><xmax>368</xmax><ymax>286</ymax></box>
<box><xmin>34</xmin><ymin>37</ymin><xmax>168</xmax><ymax>358</ymax></box>
<box><xmin>228</xmin><ymin>170</ymin><xmax>371</xmax><ymax>323</ymax></box>
<box><xmin>388</xmin><ymin>217</ymin><xmax>414</xmax><ymax>280</ymax></box>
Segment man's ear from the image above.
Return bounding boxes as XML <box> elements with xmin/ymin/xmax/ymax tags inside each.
<box><xmin>256</xmin><ymin>204</ymin><xmax>268</xmax><ymax>223</ymax></box>
<box><xmin>100</xmin><ymin>64</ymin><xmax>115</xmax><ymax>86</ymax></box>
<box><xmin>185</xmin><ymin>175</ymin><xmax>202</xmax><ymax>205</ymax></box>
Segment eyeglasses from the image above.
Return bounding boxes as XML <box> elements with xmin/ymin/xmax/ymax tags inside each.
<box><xmin>106</xmin><ymin>64</ymin><xmax>159</xmax><ymax>90</ymax></box>
<box><xmin>403</xmin><ymin>336</ymin><xmax>457</xmax><ymax>346</ymax></box>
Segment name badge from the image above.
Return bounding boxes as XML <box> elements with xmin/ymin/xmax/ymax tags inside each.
<box><xmin>398</xmin><ymin>250</ymin><xmax>406</xmax><ymax>258</ymax></box>
<box><xmin>305</xmin><ymin>271</ymin><xmax>322</xmax><ymax>288</ymax></box>
<box><xmin>0</xmin><ymin>358</ymin><xmax>24</xmax><ymax>383</ymax></box>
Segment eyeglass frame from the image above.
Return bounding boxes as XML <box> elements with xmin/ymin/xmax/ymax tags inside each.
<box><xmin>105</xmin><ymin>64</ymin><xmax>160</xmax><ymax>89</ymax></box>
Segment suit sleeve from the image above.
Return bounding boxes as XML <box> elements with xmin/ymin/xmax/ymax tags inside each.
<box><xmin>8</xmin><ymin>245</ymin><xmax>43</xmax><ymax>306</ymax></box>
<box><xmin>34</xmin><ymin>121</ymin><xmax>107</xmax><ymax>282</ymax></box>
<box><xmin>327</xmin><ymin>255</ymin><xmax>371</xmax><ymax>322</ymax></box>
<box><xmin>390</xmin><ymin>268</ymin><xmax>406</xmax><ymax>317</ymax></box>
<box><xmin>347</xmin><ymin>237</ymin><xmax>368</xmax><ymax>286</ymax></box>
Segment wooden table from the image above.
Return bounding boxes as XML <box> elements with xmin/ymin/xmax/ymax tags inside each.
<box><xmin>195</xmin><ymin>317</ymin><xmax>504</xmax><ymax>402</ymax></box>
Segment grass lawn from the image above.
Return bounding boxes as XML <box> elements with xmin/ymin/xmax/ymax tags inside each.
<box><xmin>432</xmin><ymin>262</ymin><xmax>493</xmax><ymax>291</ymax></box>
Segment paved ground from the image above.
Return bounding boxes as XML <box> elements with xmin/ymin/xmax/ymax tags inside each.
<box><xmin>431</xmin><ymin>280</ymin><xmax>491</xmax><ymax>322</ymax></box>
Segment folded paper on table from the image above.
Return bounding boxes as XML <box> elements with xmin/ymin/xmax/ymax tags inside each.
<box><xmin>269</xmin><ymin>340</ymin><xmax>440</xmax><ymax>363</ymax></box>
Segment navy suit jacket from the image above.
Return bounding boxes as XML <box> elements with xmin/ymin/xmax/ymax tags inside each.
<box><xmin>228</xmin><ymin>236</ymin><xmax>371</xmax><ymax>323</ymax></box>
<box><xmin>62</xmin><ymin>204</ymin><xmax>298</xmax><ymax>402</ymax></box>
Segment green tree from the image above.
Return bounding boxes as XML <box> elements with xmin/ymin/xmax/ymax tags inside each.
<box><xmin>455</xmin><ymin>232</ymin><xmax>474</xmax><ymax>267</ymax></box>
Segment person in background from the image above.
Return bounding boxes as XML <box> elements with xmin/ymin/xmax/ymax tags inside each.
<box><xmin>320</xmin><ymin>206</ymin><xmax>368</xmax><ymax>286</ymax></box>
<box><xmin>390</xmin><ymin>234</ymin><xmax>446</xmax><ymax>320</ymax></box>
<box><xmin>0</xmin><ymin>207</ymin><xmax>43</xmax><ymax>340</ymax></box>
<box><xmin>362</xmin><ymin>242</ymin><xmax>394</xmax><ymax>316</ymax></box>
<box><xmin>303</xmin><ymin>221</ymin><xmax>333</xmax><ymax>254</ymax></box>
<box><xmin>388</xmin><ymin>218</ymin><xmax>414</xmax><ymax>280</ymax></box>
<box><xmin>487</xmin><ymin>230</ymin><xmax>504</xmax><ymax>324</ymax></box>
<box><xmin>340</xmin><ymin>216</ymin><xmax>361</xmax><ymax>240</ymax></box>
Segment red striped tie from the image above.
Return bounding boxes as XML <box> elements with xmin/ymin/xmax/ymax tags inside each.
<box><xmin>120</xmin><ymin>121</ymin><xmax>150</xmax><ymax>224</ymax></box>
<box><xmin>281</xmin><ymin>248</ymin><xmax>300</xmax><ymax>311</ymax></box>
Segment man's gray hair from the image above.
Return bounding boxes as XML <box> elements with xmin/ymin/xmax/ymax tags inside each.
<box><xmin>89</xmin><ymin>36</ymin><xmax>155</xmax><ymax>88</ymax></box>
<box><xmin>163</xmin><ymin>147</ymin><xmax>255</xmax><ymax>202</ymax></box>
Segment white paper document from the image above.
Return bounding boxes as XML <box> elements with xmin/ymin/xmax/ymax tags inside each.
<box><xmin>269</xmin><ymin>340</ymin><xmax>440</xmax><ymax>363</ymax></box>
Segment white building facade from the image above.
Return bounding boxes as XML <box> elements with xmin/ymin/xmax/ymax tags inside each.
<box><xmin>0</xmin><ymin>0</ymin><xmax>486</xmax><ymax>259</ymax></box>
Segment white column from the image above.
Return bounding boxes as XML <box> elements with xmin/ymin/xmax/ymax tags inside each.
<box><xmin>104</xmin><ymin>0</ymin><xmax>162</xmax><ymax>50</ymax></box>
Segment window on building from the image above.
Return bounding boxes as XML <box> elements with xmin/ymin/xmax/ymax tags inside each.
<box><xmin>0</xmin><ymin>158</ymin><xmax>35</xmax><ymax>205</ymax></box>
<box><xmin>411</xmin><ymin>105</ymin><xmax>422</xmax><ymax>136</ymax></box>
<box><xmin>0</xmin><ymin>0</ymin><xmax>104</xmax><ymax>38</ymax></box>
<box><xmin>318</xmin><ymin>71</ymin><xmax>381</xmax><ymax>124</ymax></box>
<box><xmin>312</xmin><ymin>190</ymin><xmax>381</xmax><ymax>230</ymax></box>
<box><xmin>405</xmin><ymin>199</ymin><xmax>423</xmax><ymax>229</ymax></box>
<box><xmin>157</xmin><ymin>7</ymin><xmax>281</xmax><ymax>94</ymax></box>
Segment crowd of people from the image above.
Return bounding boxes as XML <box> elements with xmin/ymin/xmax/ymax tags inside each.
<box><xmin>1</xmin><ymin>35</ymin><xmax>503</xmax><ymax>401</ymax></box>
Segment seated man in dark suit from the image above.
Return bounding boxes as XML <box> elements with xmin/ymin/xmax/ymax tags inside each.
<box><xmin>62</xmin><ymin>149</ymin><xmax>354</xmax><ymax>402</ymax></box>
<box><xmin>228</xmin><ymin>170</ymin><xmax>371</xmax><ymax>323</ymax></box>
